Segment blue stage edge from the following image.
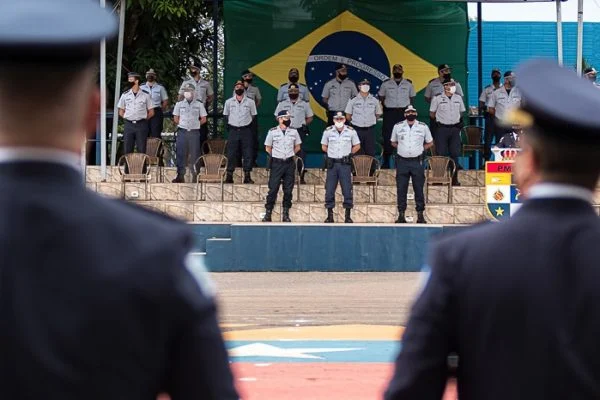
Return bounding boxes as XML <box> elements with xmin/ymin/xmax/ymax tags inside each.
<box><xmin>190</xmin><ymin>223</ymin><xmax>470</xmax><ymax>272</ymax></box>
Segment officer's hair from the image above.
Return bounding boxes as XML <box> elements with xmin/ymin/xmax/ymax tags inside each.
<box><xmin>528</xmin><ymin>128</ymin><xmax>600</xmax><ymax>190</ymax></box>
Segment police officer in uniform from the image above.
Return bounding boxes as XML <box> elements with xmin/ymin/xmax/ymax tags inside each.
<box><xmin>488</xmin><ymin>70</ymin><xmax>522</xmax><ymax>141</ymax></box>
<box><xmin>179</xmin><ymin>64</ymin><xmax>214</xmax><ymax>154</ymax></box>
<box><xmin>277</xmin><ymin>67</ymin><xmax>310</xmax><ymax>102</ymax></box>
<box><xmin>223</xmin><ymin>80</ymin><xmax>257</xmax><ymax>184</ymax></box>
<box><xmin>0</xmin><ymin>1</ymin><xmax>239</xmax><ymax>399</ymax></box>
<box><xmin>391</xmin><ymin>106</ymin><xmax>433</xmax><ymax>224</ymax></box>
<box><xmin>496</xmin><ymin>124</ymin><xmax>522</xmax><ymax>149</ymax></box>
<box><xmin>240</xmin><ymin>70</ymin><xmax>262</xmax><ymax>166</ymax></box>
<box><xmin>479</xmin><ymin>68</ymin><xmax>502</xmax><ymax>160</ymax></box>
<box><xmin>429</xmin><ymin>79</ymin><xmax>465</xmax><ymax>185</ymax></box>
<box><xmin>321</xmin><ymin>112</ymin><xmax>361</xmax><ymax>223</ymax></box>
<box><xmin>140</xmin><ymin>68</ymin><xmax>168</xmax><ymax>139</ymax></box>
<box><xmin>172</xmin><ymin>83</ymin><xmax>208</xmax><ymax>183</ymax></box>
<box><xmin>262</xmin><ymin>111</ymin><xmax>302</xmax><ymax>223</ymax></box>
<box><xmin>345</xmin><ymin>78</ymin><xmax>382</xmax><ymax>157</ymax></box>
<box><xmin>322</xmin><ymin>63</ymin><xmax>358</xmax><ymax>126</ymax></box>
<box><xmin>117</xmin><ymin>72</ymin><xmax>154</xmax><ymax>154</ymax></box>
<box><xmin>378</xmin><ymin>64</ymin><xmax>416</xmax><ymax>168</ymax></box>
<box><xmin>274</xmin><ymin>83</ymin><xmax>314</xmax><ymax>183</ymax></box>
<box><xmin>425</xmin><ymin>64</ymin><xmax>464</xmax><ymax>141</ymax></box>
<box><xmin>385</xmin><ymin>58</ymin><xmax>600</xmax><ymax>400</ymax></box>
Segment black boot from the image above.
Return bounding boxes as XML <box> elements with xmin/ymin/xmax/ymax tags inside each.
<box><xmin>172</xmin><ymin>174</ymin><xmax>185</xmax><ymax>183</ymax></box>
<box><xmin>224</xmin><ymin>172</ymin><xmax>234</xmax><ymax>184</ymax></box>
<box><xmin>262</xmin><ymin>209</ymin><xmax>272</xmax><ymax>222</ymax></box>
<box><xmin>282</xmin><ymin>207</ymin><xmax>291</xmax><ymax>222</ymax></box>
<box><xmin>395</xmin><ymin>210</ymin><xmax>406</xmax><ymax>223</ymax></box>
<box><xmin>300</xmin><ymin>171</ymin><xmax>306</xmax><ymax>185</ymax></box>
<box><xmin>324</xmin><ymin>208</ymin><xmax>334</xmax><ymax>223</ymax></box>
<box><xmin>344</xmin><ymin>208</ymin><xmax>353</xmax><ymax>223</ymax></box>
<box><xmin>417</xmin><ymin>211</ymin><xmax>426</xmax><ymax>224</ymax></box>
<box><xmin>243</xmin><ymin>172</ymin><xmax>254</xmax><ymax>184</ymax></box>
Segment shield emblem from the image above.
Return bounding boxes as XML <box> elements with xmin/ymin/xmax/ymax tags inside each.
<box><xmin>486</xmin><ymin>161</ymin><xmax>521</xmax><ymax>221</ymax></box>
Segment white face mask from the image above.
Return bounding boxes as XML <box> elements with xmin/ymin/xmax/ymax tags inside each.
<box><xmin>360</xmin><ymin>85</ymin><xmax>370</xmax><ymax>93</ymax></box>
<box><xmin>184</xmin><ymin>92</ymin><xmax>193</xmax><ymax>100</ymax></box>
<box><xmin>448</xmin><ymin>86</ymin><xmax>456</xmax><ymax>95</ymax></box>
<box><xmin>334</xmin><ymin>121</ymin><xmax>345</xmax><ymax>129</ymax></box>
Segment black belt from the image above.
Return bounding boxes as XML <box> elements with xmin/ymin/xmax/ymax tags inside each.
<box><xmin>352</xmin><ymin>125</ymin><xmax>374</xmax><ymax>129</ymax></box>
<box><xmin>178</xmin><ymin>127</ymin><xmax>200</xmax><ymax>132</ymax></box>
<box><xmin>228</xmin><ymin>124</ymin><xmax>251</xmax><ymax>130</ymax></box>
<box><xmin>153</xmin><ymin>106</ymin><xmax>162</xmax><ymax>110</ymax></box>
<box><xmin>438</xmin><ymin>123</ymin><xmax>461</xmax><ymax>128</ymax></box>
<box><xmin>272</xmin><ymin>157</ymin><xmax>294</xmax><ymax>163</ymax></box>
<box><xmin>397</xmin><ymin>155</ymin><xmax>421</xmax><ymax>161</ymax></box>
<box><xmin>329</xmin><ymin>158</ymin><xmax>347</xmax><ymax>163</ymax></box>
<box><xmin>125</xmin><ymin>119</ymin><xmax>146</xmax><ymax>124</ymax></box>
<box><xmin>384</xmin><ymin>107</ymin><xmax>407</xmax><ymax>111</ymax></box>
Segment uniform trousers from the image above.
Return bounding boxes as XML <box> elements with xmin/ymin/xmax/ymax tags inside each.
<box><xmin>175</xmin><ymin>128</ymin><xmax>200</xmax><ymax>176</ymax></box>
<box><xmin>353</xmin><ymin>125</ymin><xmax>376</xmax><ymax>157</ymax></box>
<box><xmin>382</xmin><ymin>107</ymin><xmax>406</xmax><ymax>168</ymax></box>
<box><xmin>123</xmin><ymin>119</ymin><xmax>148</xmax><ymax>154</ymax></box>
<box><xmin>395</xmin><ymin>155</ymin><xmax>425</xmax><ymax>212</ymax></box>
<box><xmin>325</xmin><ymin>160</ymin><xmax>353</xmax><ymax>209</ymax></box>
<box><xmin>435</xmin><ymin>124</ymin><xmax>462</xmax><ymax>171</ymax></box>
<box><xmin>251</xmin><ymin>116</ymin><xmax>259</xmax><ymax>165</ymax></box>
<box><xmin>265</xmin><ymin>158</ymin><xmax>295</xmax><ymax>210</ymax></box>
<box><xmin>148</xmin><ymin>107</ymin><xmax>163</xmax><ymax>138</ymax></box>
<box><xmin>226</xmin><ymin>125</ymin><xmax>253</xmax><ymax>173</ymax></box>
<box><xmin>295</xmin><ymin>126</ymin><xmax>308</xmax><ymax>174</ymax></box>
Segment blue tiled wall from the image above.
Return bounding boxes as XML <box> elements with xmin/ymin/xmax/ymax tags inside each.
<box><xmin>467</xmin><ymin>21</ymin><xmax>600</xmax><ymax>106</ymax></box>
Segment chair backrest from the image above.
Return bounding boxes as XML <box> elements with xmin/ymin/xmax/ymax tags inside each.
<box><xmin>196</xmin><ymin>154</ymin><xmax>227</xmax><ymax>177</ymax></box>
<box><xmin>463</xmin><ymin>126</ymin><xmax>483</xmax><ymax>145</ymax></box>
<box><xmin>119</xmin><ymin>153</ymin><xmax>150</xmax><ymax>175</ymax></box>
<box><xmin>426</xmin><ymin>156</ymin><xmax>454</xmax><ymax>180</ymax></box>
<box><xmin>206</xmin><ymin>138</ymin><xmax>228</xmax><ymax>155</ymax></box>
<box><xmin>352</xmin><ymin>155</ymin><xmax>375</xmax><ymax>177</ymax></box>
<box><xmin>145</xmin><ymin>137</ymin><xmax>163</xmax><ymax>157</ymax></box>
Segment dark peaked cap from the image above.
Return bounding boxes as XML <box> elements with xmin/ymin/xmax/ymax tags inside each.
<box><xmin>506</xmin><ymin>59</ymin><xmax>600</xmax><ymax>142</ymax></box>
<box><xmin>0</xmin><ymin>0</ymin><xmax>117</xmax><ymax>62</ymax></box>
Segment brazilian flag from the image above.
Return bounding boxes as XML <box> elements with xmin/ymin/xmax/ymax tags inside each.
<box><xmin>224</xmin><ymin>0</ymin><xmax>468</xmax><ymax>157</ymax></box>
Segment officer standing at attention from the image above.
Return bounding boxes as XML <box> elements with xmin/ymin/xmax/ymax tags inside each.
<box><xmin>344</xmin><ymin>78</ymin><xmax>382</xmax><ymax>157</ymax></box>
<box><xmin>223</xmin><ymin>80</ymin><xmax>257</xmax><ymax>184</ymax></box>
<box><xmin>425</xmin><ymin>64</ymin><xmax>464</xmax><ymax>140</ymax></box>
<box><xmin>240</xmin><ymin>70</ymin><xmax>262</xmax><ymax>166</ymax></box>
<box><xmin>487</xmin><ymin>70</ymin><xmax>522</xmax><ymax>139</ymax></box>
<box><xmin>277</xmin><ymin>67</ymin><xmax>310</xmax><ymax>102</ymax></box>
<box><xmin>385</xmin><ymin>58</ymin><xmax>600</xmax><ymax>400</ymax></box>
<box><xmin>429</xmin><ymin>79</ymin><xmax>465</xmax><ymax>186</ymax></box>
<box><xmin>274</xmin><ymin>83</ymin><xmax>314</xmax><ymax>184</ymax></box>
<box><xmin>322</xmin><ymin>64</ymin><xmax>358</xmax><ymax>126</ymax></box>
<box><xmin>117</xmin><ymin>71</ymin><xmax>154</xmax><ymax>154</ymax></box>
<box><xmin>0</xmin><ymin>1</ymin><xmax>239</xmax><ymax>399</ymax></box>
<box><xmin>378</xmin><ymin>64</ymin><xmax>416</xmax><ymax>169</ymax></box>
<box><xmin>262</xmin><ymin>111</ymin><xmax>302</xmax><ymax>223</ymax></box>
<box><xmin>179</xmin><ymin>64</ymin><xmax>214</xmax><ymax>153</ymax></box>
<box><xmin>479</xmin><ymin>68</ymin><xmax>502</xmax><ymax>160</ymax></box>
<box><xmin>172</xmin><ymin>83</ymin><xmax>208</xmax><ymax>183</ymax></box>
<box><xmin>321</xmin><ymin>112</ymin><xmax>361</xmax><ymax>223</ymax></box>
<box><xmin>391</xmin><ymin>105</ymin><xmax>433</xmax><ymax>224</ymax></box>
<box><xmin>140</xmin><ymin>68</ymin><xmax>168</xmax><ymax>139</ymax></box>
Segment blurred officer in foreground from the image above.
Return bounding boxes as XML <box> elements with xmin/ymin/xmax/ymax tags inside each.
<box><xmin>321</xmin><ymin>112</ymin><xmax>360</xmax><ymax>223</ymax></box>
<box><xmin>385</xmin><ymin>59</ymin><xmax>600</xmax><ymax>400</ymax></box>
<box><xmin>0</xmin><ymin>1</ymin><xmax>238</xmax><ymax>399</ymax></box>
<box><xmin>262</xmin><ymin>111</ymin><xmax>302</xmax><ymax>223</ymax></box>
<box><xmin>496</xmin><ymin>124</ymin><xmax>522</xmax><ymax>149</ymax></box>
<box><xmin>140</xmin><ymin>68</ymin><xmax>169</xmax><ymax>139</ymax></box>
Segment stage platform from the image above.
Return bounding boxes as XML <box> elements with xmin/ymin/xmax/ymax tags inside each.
<box><xmin>190</xmin><ymin>223</ymin><xmax>468</xmax><ymax>272</ymax></box>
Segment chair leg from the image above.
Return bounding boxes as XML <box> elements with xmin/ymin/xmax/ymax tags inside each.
<box><xmin>220</xmin><ymin>180</ymin><xmax>224</xmax><ymax>201</ymax></box>
<box><xmin>146</xmin><ymin>181</ymin><xmax>150</xmax><ymax>200</ymax></box>
<box><xmin>425</xmin><ymin>182</ymin><xmax>429</xmax><ymax>203</ymax></box>
<box><xmin>448</xmin><ymin>183</ymin><xmax>452</xmax><ymax>203</ymax></box>
<box><xmin>374</xmin><ymin>183</ymin><xmax>377</xmax><ymax>203</ymax></box>
<box><xmin>121</xmin><ymin>181</ymin><xmax>125</xmax><ymax>199</ymax></box>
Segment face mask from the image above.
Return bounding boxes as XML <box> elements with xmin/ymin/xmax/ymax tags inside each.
<box><xmin>184</xmin><ymin>92</ymin><xmax>193</xmax><ymax>100</ymax></box>
<box><xmin>507</xmin><ymin>77</ymin><xmax>515</xmax><ymax>86</ymax></box>
<box><xmin>492</xmin><ymin>75</ymin><xmax>501</xmax><ymax>83</ymax></box>
<box><xmin>235</xmin><ymin>88</ymin><xmax>244</xmax><ymax>96</ymax></box>
<box><xmin>128</xmin><ymin>80</ymin><xmax>137</xmax><ymax>87</ymax></box>
<box><xmin>289</xmin><ymin>75</ymin><xmax>299</xmax><ymax>83</ymax></box>
<box><xmin>443</xmin><ymin>73</ymin><xmax>451</xmax><ymax>80</ymax></box>
<box><xmin>289</xmin><ymin>93</ymin><xmax>299</xmax><ymax>100</ymax></box>
<box><xmin>146</xmin><ymin>76</ymin><xmax>156</xmax><ymax>82</ymax></box>
<box><xmin>393</xmin><ymin>73</ymin><xmax>403</xmax><ymax>79</ymax></box>
<box><xmin>360</xmin><ymin>85</ymin><xmax>370</xmax><ymax>93</ymax></box>
<box><xmin>334</xmin><ymin>121</ymin><xmax>345</xmax><ymax>129</ymax></box>
<box><xmin>406</xmin><ymin>114</ymin><xmax>417</xmax><ymax>122</ymax></box>
<box><xmin>448</xmin><ymin>86</ymin><xmax>457</xmax><ymax>95</ymax></box>
<box><xmin>244</xmin><ymin>78</ymin><xmax>253</xmax><ymax>84</ymax></box>
<box><xmin>282</xmin><ymin>119</ymin><xmax>291</xmax><ymax>127</ymax></box>
<box><xmin>338</xmin><ymin>73</ymin><xmax>347</xmax><ymax>80</ymax></box>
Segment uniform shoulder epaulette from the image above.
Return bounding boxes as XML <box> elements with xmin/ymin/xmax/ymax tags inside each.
<box><xmin>406</xmin><ymin>78</ymin><xmax>413</xmax><ymax>83</ymax></box>
<box><xmin>269</xmin><ymin>127</ymin><xmax>278</xmax><ymax>131</ymax></box>
<box><xmin>280</xmin><ymin>83</ymin><xmax>288</xmax><ymax>87</ymax></box>
<box><xmin>418</xmin><ymin>121</ymin><xmax>427</xmax><ymax>126</ymax></box>
<box><xmin>382</xmin><ymin>78</ymin><xmax>390</xmax><ymax>83</ymax></box>
<box><xmin>326</xmin><ymin>125</ymin><xmax>336</xmax><ymax>131</ymax></box>
<box><xmin>123</xmin><ymin>89</ymin><xmax>132</xmax><ymax>94</ymax></box>
<box><xmin>195</xmin><ymin>99</ymin><xmax>203</xmax><ymax>103</ymax></box>
<box><xmin>346</xmin><ymin>125</ymin><xmax>355</xmax><ymax>130</ymax></box>
<box><xmin>428</xmin><ymin>78</ymin><xmax>437</xmax><ymax>83</ymax></box>
<box><xmin>141</xmin><ymin>89</ymin><xmax>150</xmax><ymax>94</ymax></box>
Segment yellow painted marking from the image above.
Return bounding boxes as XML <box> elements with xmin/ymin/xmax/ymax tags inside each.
<box><xmin>224</xmin><ymin>324</ymin><xmax>404</xmax><ymax>341</ymax></box>
<box><xmin>485</xmin><ymin>173</ymin><xmax>511</xmax><ymax>185</ymax></box>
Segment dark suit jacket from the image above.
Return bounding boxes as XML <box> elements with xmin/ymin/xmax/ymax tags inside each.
<box><xmin>0</xmin><ymin>162</ymin><xmax>238</xmax><ymax>400</ymax></box>
<box><xmin>497</xmin><ymin>132</ymin><xmax>519</xmax><ymax>148</ymax></box>
<box><xmin>385</xmin><ymin>197</ymin><xmax>600</xmax><ymax>400</ymax></box>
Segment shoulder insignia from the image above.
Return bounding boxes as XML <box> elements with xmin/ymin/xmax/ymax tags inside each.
<box><xmin>141</xmin><ymin>89</ymin><xmax>150</xmax><ymax>94</ymax></box>
<box><xmin>269</xmin><ymin>127</ymin><xmax>278</xmax><ymax>131</ymax></box>
<box><xmin>280</xmin><ymin>83</ymin><xmax>288</xmax><ymax>87</ymax></box>
<box><xmin>326</xmin><ymin>126</ymin><xmax>336</xmax><ymax>131</ymax></box>
<box><xmin>346</xmin><ymin>125</ymin><xmax>355</xmax><ymax>130</ymax></box>
<box><xmin>418</xmin><ymin>121</ymin><xmax>427</xmax><ymax>126</ymax></box>
<box><xmin>406</xmin><ymin>79</ymin><xmax>413</xmax><ymax>83</ymax></box>
<box><xmin>428</xmin><ymin>78</ymin><xmax>437</xmax><ymax>83</ymax></box>
<box><xmin>382</xmin><ymin>78</ymin><xmax>390</xmax><ymax>83</ymax></box>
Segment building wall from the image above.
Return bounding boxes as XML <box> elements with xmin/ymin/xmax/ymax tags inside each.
<box><xmin>467</xmin><ymin>21</ymin><xmax>600</xmax><ymax>106</ymax></box>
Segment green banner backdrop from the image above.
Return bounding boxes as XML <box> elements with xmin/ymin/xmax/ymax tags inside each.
<box><xmin>224</xmin><ymin>0</ymin><xmax>469</xmax><ymax>154</ymax></box>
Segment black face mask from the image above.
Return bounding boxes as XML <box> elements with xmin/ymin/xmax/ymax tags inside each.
<box><xmin>129</xmin><ymin>81</ymin><xmax>137</xmax><ymax>88</ymax></box>
<box><xmin>443</xmin><ymin>73</ymin><xmax>451</xmax><ymax>80</ymax></box>
<box><xmin>492</xmin><ymin>76</ymin><xmax>501</xmax><ymax>83</ymax></box>
<box><xmin>289</xmin><ymin>93</ymin><xmax>299</xmax><ymax>100</ymax></box>
<box><xmin>282</xmin><ymin>119</ymin><xmax>291</xmax><ymax>127</ymax></box>
<box><xmin>406</xmin><ymin>114</ymin><xmax>417</xmax><ymax>122</ymax></box>
<box><xmin>338</xmin><ymin>73</ymin><xmax>347</xmax><ymax>80</ymax></box>
<box><xmin>289</xmin><ymin>75</ymin><xmax>299</xmax><ymax>83</ymax></box>
<box><xmin>244</xmin><ymin>78</ymin><xmax>253</xmax><ymax>84</ymax></box>
<box><xmin>146</xmin><ymin>76</ymin><xmax>156</xmax><ymax>82</ymax></box>
<box><xmin>393</xmin><ymin>72</ymin><xmax>403</xmax><ymax>79</ymax></box>
<box><xmin>235</xmin><ymin>88</ymin><xmax>244</xmax><ymax>96</ymax></box>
